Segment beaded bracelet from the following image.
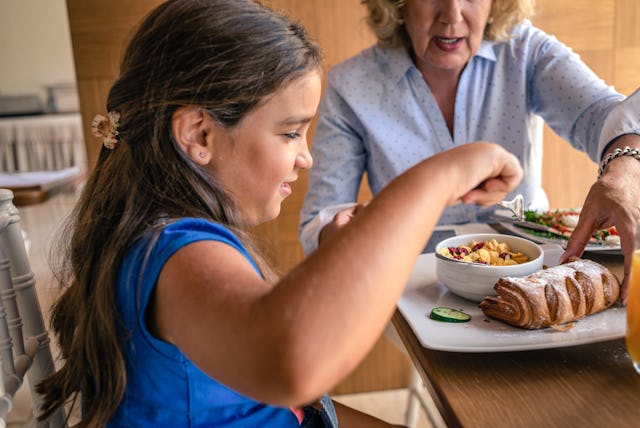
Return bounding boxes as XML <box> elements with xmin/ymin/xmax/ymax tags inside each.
<box><xmin>598</xmin><ymin>146</ymin><xmax>640</xmax><ymax>179</ymax></box>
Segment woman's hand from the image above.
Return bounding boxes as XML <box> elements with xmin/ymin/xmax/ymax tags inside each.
<box><xmin>319</xmin><ymin>202</ymin><xmax>369</xmax><ymax>245</ymax></box>
<box><xmin>562</xmin><ymin>136</ymin><xmax>640</xmax><ymax>301</ymax></box>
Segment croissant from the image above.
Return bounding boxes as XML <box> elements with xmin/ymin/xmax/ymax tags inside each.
<box><xmin>478</xmin><ymin>258</ymin><xmax>620</xmax><ymax>329</ymax></box>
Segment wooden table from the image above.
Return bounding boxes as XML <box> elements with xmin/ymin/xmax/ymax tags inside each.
<box><xmin>393</xmin><ymin>251</ymin><xmax>640</xmax><ymax>428</ymax></box>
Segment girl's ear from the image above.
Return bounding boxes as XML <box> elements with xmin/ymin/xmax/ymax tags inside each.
<box><xmin>171</xmin><ymin>107</ymin><xmax>214</xmax><ymax>165</ymax></box>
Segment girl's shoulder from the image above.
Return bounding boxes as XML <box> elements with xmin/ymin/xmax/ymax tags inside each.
<box><xmin>123</xmin><ymin>217</ymin><xmax>246</xmax><ymax>270</ymax></box>
<box><xmin>149</xmin><ymin>217</ymin><xmax>248</xmax><ymax>259</ymax></box>
<box><xmin>160</xmin><ymin>217</ymin><xmax>236</xmax><ymax>239</ymax></box>
<box><xmin>118</xmin><ymin>218</ymin><xmax>257</xmax><ymax>320</ymax></box>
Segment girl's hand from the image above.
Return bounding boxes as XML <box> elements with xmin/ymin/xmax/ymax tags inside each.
<box><xmin>447</xmin><ymin>142</ymin><xmax>523</xmax><ymax>207</ymax></box>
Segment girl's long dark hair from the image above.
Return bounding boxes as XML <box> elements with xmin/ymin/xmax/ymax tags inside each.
<box><xmin>37</xmin><ymin>0</ymin><xmax>322</xmax><ymax>425</ymax></box>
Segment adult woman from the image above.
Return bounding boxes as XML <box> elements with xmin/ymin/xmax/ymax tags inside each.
<box><xmin>300</xmin><ymin>0</ymin><xmax>640</xmax><ymax>298</ymax></box>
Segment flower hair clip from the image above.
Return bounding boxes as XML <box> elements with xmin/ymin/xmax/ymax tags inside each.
<box><xmin>91</xmin><ymin>110</ymin><xmax>121</xmax><ymax>149</ymax></box>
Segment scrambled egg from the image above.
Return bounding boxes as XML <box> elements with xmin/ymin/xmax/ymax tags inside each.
<box><xmin>438</xmin><ymin>239</ymin><xmax>529</xmax><ymax>266</ymax></box>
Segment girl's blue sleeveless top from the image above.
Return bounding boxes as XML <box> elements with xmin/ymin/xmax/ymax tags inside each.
<box><xmin>109</xmin><ymin>218</ymin><xmax>301</xmax><ymax>427</ymax></box>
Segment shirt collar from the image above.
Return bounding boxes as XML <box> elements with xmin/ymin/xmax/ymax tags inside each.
<box><xmin>476</xmin><ymin>39</ymin><xmax>498</xmax><ymax>62</ymax></box>
<box><xmin>377</xmin><ymin>39</ymin><xmax>498</xmax><ymax>83</ymax></box>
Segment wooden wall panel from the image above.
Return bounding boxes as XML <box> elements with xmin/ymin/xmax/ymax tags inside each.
<box><xmin>616</xmin><ymin>0</ymin><xmax>640</xmax><ymax>46</ymax></box>
<box><xmin>67</xmin><ymin>0</ymin><xmax>162</xmax><ymax>79</ymax></box>
<box><xmin>533</xmin><ymin>1</ymin><xmax>615</xmax><ymax>52</ymax></box>
<box><xmin>67</xmin><ymin>0</ymin><xmax>164</xmax><ymax>169</ymax></box>
<box><xmin>615</xmin><ymin>47</ymin><xmax>640</xmax><ymax>96</ymax></box>
<box><xmin>534</xmin><ymin>0</ymin><xmax>615</xmax><ymax>209</ymax></box>
<box><xmin>614</xmin><ymin>0</ymin><xmax>640</xmax><ymax>95</ymax></box>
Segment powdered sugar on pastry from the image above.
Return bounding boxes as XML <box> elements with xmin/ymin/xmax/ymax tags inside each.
<box><xmin>478</xmin><ymin>258</ymin><xmax>620</xmax><ymax>329</ymax></box>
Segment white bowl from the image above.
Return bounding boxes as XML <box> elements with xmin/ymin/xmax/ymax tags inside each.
<box><xmin>434</xmin><ymin>233</ymin><xmax>544</xmax><ymax>302</ymax></box>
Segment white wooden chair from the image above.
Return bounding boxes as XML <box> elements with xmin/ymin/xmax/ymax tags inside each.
<box><xmin>0</xmin><ymin>188</ymin><xmax>65</xmax><ymax>427</ymax></box>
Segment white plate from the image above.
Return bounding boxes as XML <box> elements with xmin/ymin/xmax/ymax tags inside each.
<box><xmin>397</xmin><ymin>248</ymin><xmax>625</xmax><ymax>353</ymax></box>
<box><xmin>498</xmin><ymin>222</ymin><xmax>621</xmax><ymax>254</ymax></box>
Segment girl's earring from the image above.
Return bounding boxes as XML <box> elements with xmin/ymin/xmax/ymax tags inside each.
<box><xmin>199</xmin><ymin>152</ymin><xmax>207</xmax><ymax>159</ymax></box>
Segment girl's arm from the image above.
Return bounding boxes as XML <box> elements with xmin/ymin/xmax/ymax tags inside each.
<box><xmin>153</xmin><ymin>141</ymin><xmax>522</xmax><ymax>406</ymax></box>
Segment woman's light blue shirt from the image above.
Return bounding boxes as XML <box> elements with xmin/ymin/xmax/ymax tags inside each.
<box><xmin>300</xmin><ymin>20</ymin><xmax>640</xmax><ymax>254</ymax></box>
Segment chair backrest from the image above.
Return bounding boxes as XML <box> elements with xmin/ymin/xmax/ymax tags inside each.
<box><xmin>0</xmin><ymin>189</ymin><xmax>65</xmax><ymax>427</ymax></box>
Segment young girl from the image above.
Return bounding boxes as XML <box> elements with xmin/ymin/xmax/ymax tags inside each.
<box><xmin>38</xmin><ymin>0</ymin><xmax>522</xmax><ymax>426</ymax></box>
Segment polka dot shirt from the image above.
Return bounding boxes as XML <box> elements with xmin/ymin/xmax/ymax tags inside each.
<box><xmin>299</xmin><ymin>20</ymin><xmax>639</xmax><ymax>254</ymax></box>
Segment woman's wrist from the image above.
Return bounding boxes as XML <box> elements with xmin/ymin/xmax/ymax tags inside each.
<box><xmin>598</xmin><ymin>145</ymin><xmax>640</xmax><ymax>179</ymax></box>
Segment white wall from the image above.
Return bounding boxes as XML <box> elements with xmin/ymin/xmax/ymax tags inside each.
<box><xmin>0</xmin><ymin>0</ymin><xmax>76</xmax><ymax>102</ymax></box>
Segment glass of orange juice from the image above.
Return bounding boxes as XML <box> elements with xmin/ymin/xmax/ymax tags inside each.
<box><xmin>626</xmin><ymin>222</ymin><xmax>640</xmax><ymax>374</ymax></box>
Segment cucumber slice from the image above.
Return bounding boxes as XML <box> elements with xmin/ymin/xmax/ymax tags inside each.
<box><xmin>429</xmin><ymin>307</ymin><xmax>471</xmax><ymax>323</ymax></box>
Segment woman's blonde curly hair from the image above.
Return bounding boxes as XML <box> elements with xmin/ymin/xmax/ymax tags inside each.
<box><xmin>361</xmin><ymin>0</ymin><xmax>535</xmax><ymax>48</ymax></box>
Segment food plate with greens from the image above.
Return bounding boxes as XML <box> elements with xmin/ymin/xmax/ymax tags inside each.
<box><xmin>496</xmin><ymin>208</ymin><xmax>621</xmax><ymax>254</ymax></box>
